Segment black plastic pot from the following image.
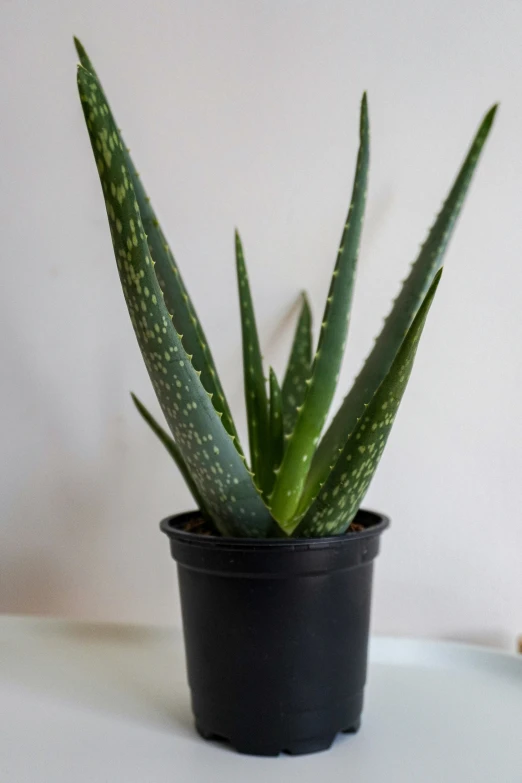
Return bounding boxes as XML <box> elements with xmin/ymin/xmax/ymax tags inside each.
<box><xmin>161</xmin><ymin>508</ymin><xmax>389</xmax><ymax>756</ymax></box>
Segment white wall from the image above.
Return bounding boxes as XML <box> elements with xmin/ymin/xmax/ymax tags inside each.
<box><xmin>1</xmin><ymin>0</ymin><xmax>521</xmax><ymax>649</ymax></box>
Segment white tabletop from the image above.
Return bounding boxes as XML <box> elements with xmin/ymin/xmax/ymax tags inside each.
<box><xmin>1</xmin><ymin>616</ymin><xmax>521</xmax><ymax>781</ymax></box>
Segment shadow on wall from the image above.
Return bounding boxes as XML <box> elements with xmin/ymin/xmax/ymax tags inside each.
<box><xmin>2</xmin><ymin>426</ymin><xmax>133</xmax><ymax>617</ymax></box>
<box><xmin>1</xmin><ymin>305</ymin><xmax>150</xmax><ymax>617</ymax></box>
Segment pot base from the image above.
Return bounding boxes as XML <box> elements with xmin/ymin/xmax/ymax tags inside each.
<box><xmin>194</xmin><ymin>692</ymin><xmax>363</xmax><ymax>756</ymax></box>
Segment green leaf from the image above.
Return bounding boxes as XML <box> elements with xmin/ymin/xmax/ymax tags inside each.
<box><xmin>270</xmin><ymin>93</ymin><xmax>370</xmax><ymax>528</ymax></box>
<box><xmin>77</xmin><ymin>65</ymin><xmax>273</xmax><ymax>538</ymax></box>
<box><xmin>74</xmin><ymin>37</ymin><xmax>242</xmax><ymax>452</ymax></box>
<box><xmin>235</xmin><ymin>230</ymin><xmax>271</xmax><ymax>492</ymax></box>
<box><xmin>281</xmin><ymin>293</ymin><xmax>313</xmax><ymax>437</ymax></box>
<box><xmin>296</xmin><ymin>270</ymin><xmax>442</xmax><ymax>537</ymax></box>
<box><xmin>307</xmin><ymin>104</ymin><xmax>497</xmax><ymax>498</ymax></box>
<box><xmin>131</xmin><ymin>393</ymin><xmax>211</xmax><ymax>518</ymax></box>
<box><xmin>267</xmin><ymin>367</ymin><xmax>284</xmax><ymax>491</ymax></box>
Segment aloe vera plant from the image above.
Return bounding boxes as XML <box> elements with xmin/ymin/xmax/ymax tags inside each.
<box><xmin>75</xmin><ymin>39</ymin><xmax>496</xmax><ymax>538</ymax></box>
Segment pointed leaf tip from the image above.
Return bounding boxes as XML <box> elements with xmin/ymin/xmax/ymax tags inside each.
<box><xmin>73</xmin><ymin>36</ymin><xmax>88</xmax><ymax>63</ymax></box>
<box><xmin>77</xmin><ymin>61</ymin><xmax>268</xmax><ymax>536</ymax></box>
<box><xmin>300</xmin><ymin>290</ymin><xmax>311</xmax><ymax>310</ymax></box>
<box><xmin>479</xmin><ymin>103</ymin><xmax>498</xmax><ymax>135</ymax></box>
<box><xmin>307</xmin><ymin>102</ymin><xmax>495</xmax><ymax>501</ymax></box>
<box><xmin>360</xmin><ymin>92</ymin><xmax>369</xmax><ymax>133</ymax></box>
<box><xmin>235</xmin><ymin>231</ymin><xmax>270</xmax><ymax>491</ymax></box>
<box><xmin>271</xmin><ymin>92</ymin><xmax>369</xmax><ymax>525</ymax></box>
<box><xmin>77</xmin><ymin>42</ymin><xmax>242</xmax><ymax>450</ymax></box>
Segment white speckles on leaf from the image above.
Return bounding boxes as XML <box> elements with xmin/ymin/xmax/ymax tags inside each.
<box><xmin>77</xmin><ymin>63</ymin><xmax>271</xmax><ymax>537</ymax></box>
<box><xmin>298</xmin><ymin>268</ymin><xmax>440</xmax><ymax>536</ymax></box>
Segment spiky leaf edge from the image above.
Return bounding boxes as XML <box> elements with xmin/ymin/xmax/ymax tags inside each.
<box><xmin>73</xmin><ymin>37</ymin><xmax>242</xmax><ymax>452</ymax></box>
<box><xmin>235</xmin><ymin>230</ymin><xmax>271</xmax><ymax>492</ymax></box>
<box><xmin>76</xmin><ymin>64</ymin><xmax>273</xmax><ymax>537</ymax></box>
<box><xmin>296</xmin><ymin>270</ymin><xmax>442</xmax><ymax>537</ymax></box>
<box><xmin>267</xmin><ymin>367</ymin><xmax>284</xmax><ymax>492</ymax></box>
<box><xmin>281</xmin><ymin>293</ymin><xmax>313</xmax><ymax>437</ymax></box>
<box><xmin>306</xmin><ymin>104</ymin><xmax>497</xmax><ymax>499</ymax></box>
<box><xmin>270</xmin><ymin>93</ymin><xmax>370</xmax><ymax>527</ymax></box>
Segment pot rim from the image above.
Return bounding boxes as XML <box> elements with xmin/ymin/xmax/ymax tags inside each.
<box><xmin>160</xmin><ymin>507</ymin><xmax>390</xmax><ymax>551</ymax></box>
